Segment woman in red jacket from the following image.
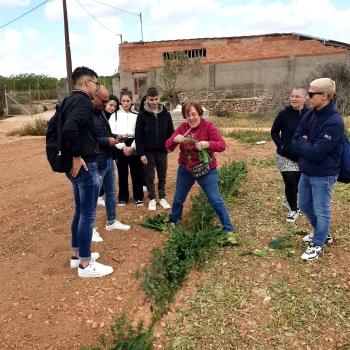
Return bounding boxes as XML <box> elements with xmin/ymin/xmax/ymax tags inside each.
<box><xmin>166</xmin><ymin>101</ymin><xmax>236</xmax><ymax>242</ymax></box>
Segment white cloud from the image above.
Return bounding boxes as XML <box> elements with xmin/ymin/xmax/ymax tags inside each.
<box><xmin>23</xmin><ymin>26</ymin><xmax>39</xmax><ymax>41</ymax></box>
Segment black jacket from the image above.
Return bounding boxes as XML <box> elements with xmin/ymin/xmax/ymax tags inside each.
<box><xmin>62</xmin><ymin>90</ymin><xmax>99</xmax><ymax>163</ymax></box>
<box><xmin>292</xmin><ymin>102</ymin><xmax>344</xmax><ymax>177</ymax></box>
<box><xmin>135</xmin><ymin>105</ymin><xmax>174</xmax><ymax>155</ymax></box>
<box><xmin>271</xmin><ymin>105</ymin><xmax>308</xmax><ymax>162</ymax></box>
<box><xmin>92</xmin><ymin>109</ymin><xmax>117</xmax><ymax>168</ymax></box>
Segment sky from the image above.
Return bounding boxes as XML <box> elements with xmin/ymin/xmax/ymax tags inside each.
<box><xmin>0</xmin><ymin>0</ymin><xmax>349</xmax><ymax>78</ymax></box>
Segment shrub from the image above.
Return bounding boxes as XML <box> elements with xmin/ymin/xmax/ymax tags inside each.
<box><xmin>7</xmin><ymin>118</ymin><xmax>47</xmax><ymax>136</ymax></box>
<box><xmin>140</xmin><ymin>161</ymin><xmax>247</xmax><ymax>320</ymax></box>
<box><xmin>83</xmin><ymin>314</ymin><xmax>154</xmax><ymax>350</ymax></box>
<box><xmin>214</xmin><ymin>110</ymin><xmax>231</xmax><ymax>118</ymax></box>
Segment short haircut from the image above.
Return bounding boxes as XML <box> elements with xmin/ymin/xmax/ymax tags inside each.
<box><xmin>120</xmin><ymin>88</ymin><xmax>132</xmax><ymax>100</ymax></box>
<box><xmin>292</xmin><ymin>87</ymin><xmax>307</xmax><ymax>96</ymax></box>
<box><xmin>72</xmin><ymin>66</ymin><xmax>98</xmax><ymax>85</ymax></box>
<box><xmin>310</xmin><ymin>78</ymin><xmax>336</xmax><ymax>99</ymax></box>
<box><xmin>146</xmin><ymin>87</ymin><xmax>159</xmax><ymax>97</ymax></box>
<box><xmin>182</xmin><ymin>101</ymin><xmax>204</xmax><ymax>119</ymax></box>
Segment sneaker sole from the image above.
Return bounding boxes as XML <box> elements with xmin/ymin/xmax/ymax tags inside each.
<box><xmin>78</xmin><ymin>269</ymin><xmax>113</xmax><ymax>278</ymax></box>
<box><xmin>105</xmin><ymin>226</ymin><xmax>130</xmax><ymax>231</ymax></box>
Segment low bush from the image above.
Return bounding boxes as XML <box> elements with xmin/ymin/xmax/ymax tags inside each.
<box><xmin>140</xmin><ymin>161</ymin><xmax>247</xmax><ymax>320</ymax></box>
<box><xmin>6</xmin><ymin>118</ymin><xmax>47</xmax><ymax>136</ymax></box>
<box><xmin>82</xmin><ymin>313</ymin><xmax>154</xmax><ymax>350</ymax></box>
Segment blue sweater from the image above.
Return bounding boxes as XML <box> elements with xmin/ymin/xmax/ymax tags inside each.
<box><xmin>292</xmin><ymin>102</ymin><xmax>344</xmax><ymax>176</ymax></box>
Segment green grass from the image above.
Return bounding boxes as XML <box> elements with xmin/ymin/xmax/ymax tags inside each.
<box><xmin>209</xmin><ymin>114</ymin><xmax>274</xmax><ymax>129</ymax></box>
<box><xmin>6</xmin><ymin>117</ymin><xmax>47</xmax><ymax>136</ymax></box>
<box><xmin>161</xmin><ymin>151</ymin><xmax>350</xmax><ymax>349</ymax></box>
<box><xmin>224</xmin><ymin>129</ymin><xmax>271</xmax><ymax>144</ymax></box>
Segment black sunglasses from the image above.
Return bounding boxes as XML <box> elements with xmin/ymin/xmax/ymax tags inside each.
<box><xmin>308</xmin><ymin>91</ymin><xmax>324</xmax><ymax>98</ymax></box>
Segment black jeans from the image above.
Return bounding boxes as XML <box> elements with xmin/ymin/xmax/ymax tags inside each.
<box><xmin>281</xmin><ymin>171</ymin><xmax>301</xmax><ymax>211</ymax></box>
<box><xmin>116</xmin><ymin>154</ymin><xmax>144</xmax><ymax>202</ymax></box>
<box><xmin>144</xmin><ymin>151</ymin><xmax>168</xmax><ymax>200</ymax></box>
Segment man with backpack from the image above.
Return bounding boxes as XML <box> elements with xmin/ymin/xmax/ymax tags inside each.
<box><xmin>62</xmin><ymin>66</ymin><xmax>113</xmax><ymax>277</ymax></box>
<box><xmin>292</xmin><ymin>78</ymin><xmax>344</xmax><ymax>261</ymax></box>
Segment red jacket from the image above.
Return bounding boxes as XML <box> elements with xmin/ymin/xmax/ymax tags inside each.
<box><xmin>166</xmin><ymin>119</ymin><xmax>226</xmax><ymax>170</ymax></box>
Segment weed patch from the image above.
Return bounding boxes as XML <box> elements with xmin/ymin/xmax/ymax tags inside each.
<box><xmin>7</xmin><ymin>118</ymin><xmax>47</xmax><ymax>136</ymax></box>
<box><xmin>82</xmin><ymin>313</ymin><xmax>154</xmax><ymax>350</ymax></box>
<box><xmin>224</xmin><ymin>129</ymin><xmax>271</xmax><ymax>144</ymax></box>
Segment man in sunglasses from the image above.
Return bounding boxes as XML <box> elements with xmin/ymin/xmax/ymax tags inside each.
<box><xmin>293</xmin><ymin>78</ymin><xmax>344</xmax><ymax>261</ymax></box>
<box><xmin>62</xmin><ymin>66</ymin><xmax>114</xmax><ymax>277</ymax></box>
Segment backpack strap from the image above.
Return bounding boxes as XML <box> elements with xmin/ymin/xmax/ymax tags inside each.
<box><xmin>56</xmin><ymin>96</ymin><xmax>77</xmax><ymax>153</ymax></box>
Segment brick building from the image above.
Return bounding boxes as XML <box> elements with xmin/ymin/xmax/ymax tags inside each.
<box><xmin>113</xmin><ymin>32</ymin><xmax>350</xmax><ymax>100</ymax></box>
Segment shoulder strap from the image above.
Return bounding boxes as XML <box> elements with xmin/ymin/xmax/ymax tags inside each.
<box><xmin>56</xmin><ymin>96</ymin><xmax>76</xmax><ymax>152</ymax></box>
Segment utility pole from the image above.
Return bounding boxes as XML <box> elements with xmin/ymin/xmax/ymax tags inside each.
<box><xmin>63</xmin><ymin>0</ymin><xmax>73</xmax><ymax>93</ymax></box>
<box><xmin>139</xmin><ymin>13</ymin><xmax>144</xmax><ymax>41</ymax></box>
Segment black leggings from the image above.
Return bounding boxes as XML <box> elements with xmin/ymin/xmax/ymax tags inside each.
<box><xmin>281</xmin><ymin>171</ymin><xmax>301</xmax><ymax>211</ymax></box>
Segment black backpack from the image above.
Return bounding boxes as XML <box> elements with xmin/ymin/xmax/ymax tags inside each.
<box><xmin>45</xmin><ymin>97</ymin><xmax>74</xmax><ymax>173</ymax></box>
<box><xmin>337</xmin><ymin>135</ymin><xmax>350</xmax><ymax>183</ymax></box>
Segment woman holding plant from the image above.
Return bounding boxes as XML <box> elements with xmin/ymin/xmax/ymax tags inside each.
<box><xmin>166</xmin><ymin>102</ymin><xmax>236</xmax><ymax>243</ymax></box>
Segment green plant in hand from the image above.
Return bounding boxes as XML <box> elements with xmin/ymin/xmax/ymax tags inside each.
<box><xmin>184</xmin><ymin>136</ymin><xmax>211</xmax><ymax>164</ymax></box>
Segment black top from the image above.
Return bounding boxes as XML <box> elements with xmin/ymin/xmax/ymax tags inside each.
<box><xmin>92</xmin><ymin>109</ymin><xmax>117</xmax><ymax>168</ymax></box>
<box><xmin>135</xmin><ymin>105</ymin><xmax>174</xmax><ymax>156</ymax></box>
<box><xmin>271</xmin><ymin>105</ymin><xmax>308</xmax><ymax>162</ymax></box>
<box><xmin>62</xmin><ymin>90</ymin><xmax>99</xmax><ymax>163</ymax></box>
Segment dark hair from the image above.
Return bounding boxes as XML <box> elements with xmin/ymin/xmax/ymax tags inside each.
<box><xmin>146</xmin><ymin>87</ymin><xmax>159</xmax><ymax>97</ymax></box>
<box><xmin>120</xmin><ymin>88</ymin><xmax>132</xmax><ymax>100</ymax></box>
<box><xmin>181</xmin><ymin>101</ymin><xmax>204</xmax><ymax>119</ymax></box>
<box><xmin>108</xmin><ymin>94</ymin><xmax>119</xmax><ymax>109</ymax></box>
<box><xmin>139</xmin><ymin>95</ymin><xmax>147</xmax><ymax>112</ymax></box>
<box><xmin>72</xmin><ymin>66</ymin><xmax>98</xmax><ymax>84</ymax></box>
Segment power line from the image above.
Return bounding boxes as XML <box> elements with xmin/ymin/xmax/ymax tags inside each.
<box><xmin>91</xmin><ymin>0</ymin><xmax>143</xmax><ymax>41</ymax></box>
<box><xmin>0</xmin><ymin>0</ymin><xmax>51</xmax><ymax>30</ymax></box>
<box><xmin>74</xmin><ymin>0</ymin><xmax>122</xmax><ymax>39</ymax></box>
<box><xmin>92</xmin><ymin>0</ymin><xmax>139</xmax><ymax>17</ymax></box>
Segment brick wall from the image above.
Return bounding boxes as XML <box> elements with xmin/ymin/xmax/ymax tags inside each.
<box><xmin>120</xmin><ymin>34</ymin><xmax>349</xmax><ymax>73</ymax></box>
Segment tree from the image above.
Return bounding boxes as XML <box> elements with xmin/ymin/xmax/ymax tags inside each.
<box><xmin>307</xmin><ymin>62</ymin><xmax>350</xmax><ymax>116</ymax></box>
<box><xmin>160</xmin><ymin>52</ymin><xmax>203</xmax><ymax>108</ymax></box>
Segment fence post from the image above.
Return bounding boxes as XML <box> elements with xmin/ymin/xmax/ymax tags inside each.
<box><xmin>4</xmin><ymin>85</ymin><xmax>8</xmax><ymax>117</ymax></box>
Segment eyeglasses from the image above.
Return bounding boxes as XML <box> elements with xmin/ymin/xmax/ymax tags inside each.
<box><xmin>86</xmin><ymin>79</ymin><xmax>100</xmax><ymax>90</ymax></box>
<box><xmin>308</xmin><ymin>91</ymin><xmax>324</xmax><ymax>98</ymax></box>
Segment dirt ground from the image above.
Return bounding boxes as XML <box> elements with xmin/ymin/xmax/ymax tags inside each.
<box><xmin>0</xmin><ymin>112</ymin><xmax>276</xmax><ymax>350</ymax></box>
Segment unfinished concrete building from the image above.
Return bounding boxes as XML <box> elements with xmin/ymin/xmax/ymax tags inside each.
<box><xmin>113</xmin><ymin>32</ymin><xmax>350</xmax><ymax>100</ymax></box>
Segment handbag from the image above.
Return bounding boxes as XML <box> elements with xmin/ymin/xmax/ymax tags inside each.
<box><xmin>190</xmin><ymin>162</ymin><xmax>210</xmax><ymax>178</ymax></box>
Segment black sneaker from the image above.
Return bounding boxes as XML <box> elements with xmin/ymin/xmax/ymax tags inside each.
<box><xmin>118</xmin><ymin>201</ymin><xmax>126</xmax><ymax>207</ymax></box>
<box><xmin>135</xmin><ymin>200</ymin><xmax>143</xmax><ymax>207</ymax></box>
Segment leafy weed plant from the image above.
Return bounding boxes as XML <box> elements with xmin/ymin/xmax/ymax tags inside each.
<box><xmin>7</xmin><ymin>118</ymin><xmax>47</xmax><ymax>136</ymax></box>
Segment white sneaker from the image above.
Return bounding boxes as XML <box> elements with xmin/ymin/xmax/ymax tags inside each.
<box><xmin>97</xmin><ymin>196</ymin><xmax>105</xmax><ymax>207</ymax></box>
<box><xmin>301</xmin><ymin>243</ymin><xmax>323</xmax><ymax>261</ymax></box>
<box><xmin>148</xmin><ymin>199</ymin><xmax>157</xmax><ymax>211</ymax></box>
<box><xmin>70</xmin><ymin>252</ymin><xmax>100</xmax><ymax>268</ymax></box>
<box><xmin>159</xmin><ymin>198</ymin><xmax>171</xmax><ymax>209</ymax></box>
<box><xmin>143</xmin><ymin>186</ymin><xmax>148</xmax><ymax>193</ymax></box>
<box><xmin>78</xmin><ymin>260</ymin><xmax>113</xmax><ymax>278</ymax></box>
<box><xmin>92</xmin><ymin>228</ymin><xmax>103</xmax><ymax>242</ymax></box>
<box><xmin>105</xmin><ymin>220</ymin><xmax>131</xmax><ymax>231</ymax></box>
<box><xmin>286</xmin><ymin>210</ymin><xmax>299</xmax><ymax>223</ymax></box>
<box><xmin>303</xmin><ymin>234</ymin><xmax>333</xmax><ymax>245</ymax></box>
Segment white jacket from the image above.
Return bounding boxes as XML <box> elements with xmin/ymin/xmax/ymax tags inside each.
<box><xmin>109</xmin><ymin>106</ymin><xmax>138</xmax><ymax>150</ymax></box>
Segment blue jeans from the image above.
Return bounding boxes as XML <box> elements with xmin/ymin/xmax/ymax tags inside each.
<box><xmin>98</xmin><ymin>158</ymin><xmax>116</xmax><ymax>224</ymax></box>
<box><xmin>67</xmin><ymin>162</ymin><xmax>101</xmax><ymax>260</ymax></box>
<box><xmin>170</xmin><ymin>166</ymin><xmax>234</xmax><ymax>232</ymax></box>
<box><xmin>298</xmin><ymin>173</ymin><xmax>337</xmax><ymax>247</ymax></box>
